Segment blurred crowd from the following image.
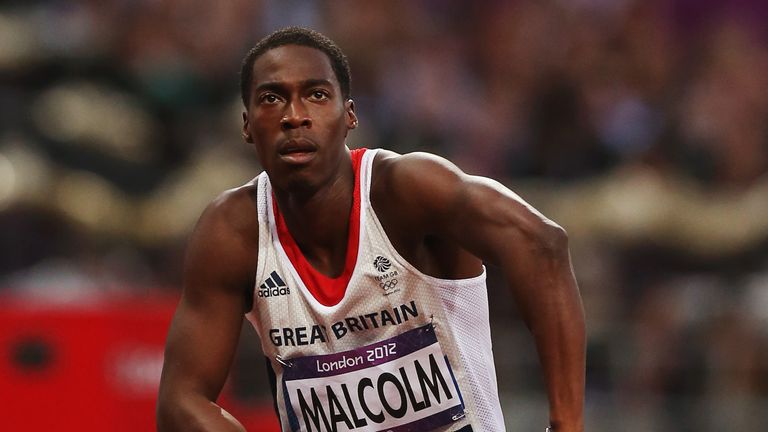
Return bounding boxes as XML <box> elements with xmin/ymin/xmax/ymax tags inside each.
<box><xmin>1</xmin><ymin>0</ymin><xmax>767</xmax><ymax>430</ymax></box>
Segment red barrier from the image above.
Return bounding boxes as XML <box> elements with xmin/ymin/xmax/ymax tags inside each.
<box><xmin>0</xmin><ymin>294</ymin><xmax>279</xmax><ymax>431</ymax></box>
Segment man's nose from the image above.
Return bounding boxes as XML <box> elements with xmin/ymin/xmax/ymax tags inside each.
<box><xmin>281</xmin><ymin>99</ymin><xmax>312</xmax><ymax>130</ymax></box>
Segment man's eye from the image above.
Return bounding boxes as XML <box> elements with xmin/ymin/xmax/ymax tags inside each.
<box><xmin>260</xmin><ymin>94</ymin><xmax>280</xmax><ymax>104</ymax></box>
<box><xmin>310</xmin><ymin>90</ymin><xmax>329</xmax><ymax>100</ymax></box>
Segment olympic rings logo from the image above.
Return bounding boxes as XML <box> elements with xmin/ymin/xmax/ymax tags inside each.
<box><xmin>379</xmin><ymin>279</ymin><xmax>398</xmax><ymax>290</ymax></box>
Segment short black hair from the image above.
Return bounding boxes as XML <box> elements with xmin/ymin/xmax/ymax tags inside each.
<box><xmin>240</xmin><ymin>26</ymin><xmax>351</xmax><ymax>107</ymax></box>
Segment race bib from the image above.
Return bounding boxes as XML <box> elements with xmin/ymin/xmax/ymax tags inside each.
<box><xmin>281</xmin><ymin>324</ymin><xmax>466</xmax><ymax>432</ymax></box>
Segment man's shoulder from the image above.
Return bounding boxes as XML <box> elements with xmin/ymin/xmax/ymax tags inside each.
<box><xmin>194</xmin><ymin>179</ymin><xmax>260</xmax><ymax>247</ymax></box>
<box><xmin>372</xmin><ymin>149</ymin><xmax>462</xmax><ymax>186</ymax></box>
<box><xmin>369</xmin><ymin>149</ymin><xmax>469</xmax><ymax>229</ymax></box>
<box><xmin>183</xmin><ymin>179</ymin><xmax>260</xmax><ymax>304</ymax></box>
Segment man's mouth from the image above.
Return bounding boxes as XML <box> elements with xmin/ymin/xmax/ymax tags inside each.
<box><xmin>279</xmin><ymin>139</ymin><xmax>317</xmax><ymax>164</ymax></box>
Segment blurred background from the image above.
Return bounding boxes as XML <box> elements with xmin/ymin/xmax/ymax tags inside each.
<box><xmin>1</xmin><ymin>0</ymin><xmax>767</xmax><ymax>430</ymax></box>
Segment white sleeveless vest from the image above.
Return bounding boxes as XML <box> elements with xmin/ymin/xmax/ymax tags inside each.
<box><xmin>245</xmin><ymin>149</ymin><xmax>506</xmax><ymax>432</ymax></box>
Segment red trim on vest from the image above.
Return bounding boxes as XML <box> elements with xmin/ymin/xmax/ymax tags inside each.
<box><xmin>272</xmin><ymin>148</ymin><xmax>367</xmax><ymax>306</ymax></box>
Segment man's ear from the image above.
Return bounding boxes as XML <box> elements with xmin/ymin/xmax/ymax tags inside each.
<box><xmin>345</xmin><ymin>99</ymin><xmax>358</xmax><ymax>129</ymax></box>
<box><xmin>242</xmin><ymin>111</ymin><xmax>253</xmax><ymax>143</ymax></box>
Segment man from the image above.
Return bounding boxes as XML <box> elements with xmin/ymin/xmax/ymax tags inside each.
<box><xmin>157</xmin><ymin>27</ymin><xmax>585</xmax><ymax>432</ymax></box>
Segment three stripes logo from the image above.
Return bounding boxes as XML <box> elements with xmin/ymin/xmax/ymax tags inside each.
<box><xmin>259</xmin><ymin>271</ymin><xmax>290</xmax><ymax>298</ymax></box>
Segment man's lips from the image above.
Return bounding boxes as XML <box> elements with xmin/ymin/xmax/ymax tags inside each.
<box><xmin>279</xmin><ymin>138</ymin><xmax>317</xmax><ymax>164</ymax></box>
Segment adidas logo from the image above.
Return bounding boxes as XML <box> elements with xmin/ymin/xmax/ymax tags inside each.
<box><xmin>258</xmin><ymin>271</ymin><xmax>290</xmax><ymax>298</ymax></box>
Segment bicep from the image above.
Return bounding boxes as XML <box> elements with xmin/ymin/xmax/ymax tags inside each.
<box><xmin>159</xmin><ymin>201</ymin><xmax>257</xmax><ymax>405</ymax></box>
<box><xmin>394</xmin><ymin>153</ymin><xmax>565</xmax><ymax>267</ymax></box>
<box><xmin>160</xmin><ymin>283</ymin><xmax>245</xmax><ymax>401</ymax></box>
<box><xmin>440</xmin><ymin>173</ymin><xmax>579</xmax><ymax>328</ymax></box>
<box><xmin>445</xmin><ymin>175</ymin><xmax>566</xmax><ymax>267</ymax></box>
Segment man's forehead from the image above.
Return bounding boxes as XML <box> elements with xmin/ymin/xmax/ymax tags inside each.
<box><xmin>251</xmin><ymin>45</ymin><xmax>339</xmax><ymax>87</ymax></box>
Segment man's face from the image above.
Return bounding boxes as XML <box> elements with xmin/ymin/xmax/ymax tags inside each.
<box><xmin>242</xmin><ymin>45</ymin><xmax>357</xmax><ymax>191</ymax></box>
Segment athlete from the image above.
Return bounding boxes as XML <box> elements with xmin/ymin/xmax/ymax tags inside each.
<box><xmin>157</xmin><ymin>27</ymin><xmax>585</xmax><ymax>432</ymax></box>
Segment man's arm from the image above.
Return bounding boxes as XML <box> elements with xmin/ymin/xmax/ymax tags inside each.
<box><xmin>157</xmin><ymin>188</ymin><xmax>259</xmax><ymax>432</ymax></box>
<box><xmin>388</xmin><ymin>153</ymin><xmax>585</xmax><ymax>432</ymax></box>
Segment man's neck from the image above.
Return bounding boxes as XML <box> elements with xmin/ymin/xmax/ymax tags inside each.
<box><xmin>272</xmin><ymin>160</ymin><xmax>355</xmax><ymax>276</ymax></box>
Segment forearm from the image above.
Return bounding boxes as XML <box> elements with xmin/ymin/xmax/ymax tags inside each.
<box><xmin>157</xmin><ymin>395</ymin><xmax>246</xmax><ymax>432</ymax></box>
<box><xmin>505</xmin><ymin>233</ymin><xmax>585</xmax><ymax>431</ymax></box>
<box><xmin>527</xmin><ymin>278</ymin><xmax>585</xmax><ymax>431</ymax></box>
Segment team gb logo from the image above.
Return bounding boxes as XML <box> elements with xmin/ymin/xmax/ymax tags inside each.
<box><xmin>373</xmin><ymin>256</ymin><xmax>392</xmax><ymax>272</ymax></box>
